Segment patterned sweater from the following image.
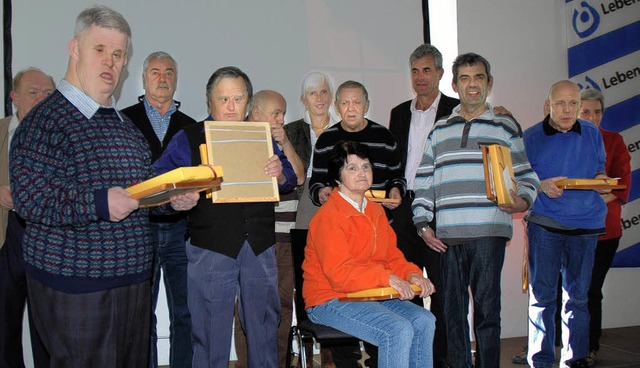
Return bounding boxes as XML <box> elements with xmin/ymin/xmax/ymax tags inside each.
<box><xmin>412</xmin><ymin>105</ymin><xmax>540</xmax><ymax>242</ymax></box>
<box><xmin>10</xmin><ymin>90</ymin><xmax>154</xmax><ymax>293</ymax></box>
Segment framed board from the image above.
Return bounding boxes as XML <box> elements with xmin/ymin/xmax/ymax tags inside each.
<box><xmin>203</xmin><ymin>121</ymin><xmax>279</xmax><ymax>203</ymax></box>
<box><xmin>482</xmin><ymin>144</ymin><xmax>516</xmax><ymax>205</ymax></box>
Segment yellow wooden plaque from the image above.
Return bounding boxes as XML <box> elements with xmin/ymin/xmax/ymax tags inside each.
<box><xmin>482</xmin><ymin>144</ymin><xmax>516</xmax><ymax>205</ymax></box>
<box><xmin>203</xmin><ymin>121</ymin><xmax>279</xmax><ymax>203</ymax></box>
<box><xmin>126</xmin><ymin>166</ymin><xmax>223</xmax><ymax>208</ymax></box>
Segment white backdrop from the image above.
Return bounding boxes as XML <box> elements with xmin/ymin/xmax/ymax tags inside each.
<box><xmin>11</xmin><ymin>0</ymin><xmax>424</xmax><ymax>125</ymax></box>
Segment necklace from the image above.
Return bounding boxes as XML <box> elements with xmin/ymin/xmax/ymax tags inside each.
<box><xmin>311</xmin><ymin>118</ymin><xmax>330</xmax><ymax>132</ymax></box>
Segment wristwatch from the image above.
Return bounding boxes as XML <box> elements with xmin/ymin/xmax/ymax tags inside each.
<box><xmin>417</xmin><ymin>226</ymin><xmax>429</xmax><ymax>237</ymax></box>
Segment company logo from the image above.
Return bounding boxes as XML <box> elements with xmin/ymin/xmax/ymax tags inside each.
<box><xmin>572</xmin><ymin>1</ymin><xmax>600</xmax><ymax>38</ymax></box>
<box><xmin>577</xmin><ymin>75</ymin><xmax>601</xmax><ymax>91</ymax></box>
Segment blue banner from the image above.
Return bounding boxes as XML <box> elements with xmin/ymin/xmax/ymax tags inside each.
<box><xmin>566</xmin><ymin>0</ymin><xmax>640</xmax><ymax>267</ymax></box>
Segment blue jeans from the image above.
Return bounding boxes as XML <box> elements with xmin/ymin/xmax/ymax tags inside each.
<box><xmin>527</xmin><ymin>222</ymin><xmax>597</xmax><ymax>368</ymax></box>
<box><xmin>149</xmin><ymin>219</ymin><xmax>192</xmax><ymax>368</ymax></box>
<box><xmin>443</xmin><ymin>237</ymin><xmax>506</xmax><ymax>368</ymax></box>
<box><xmin>187</xmin><ymin>240</ymin><xmax>280</xmax><ymax>368</ymax></box>
<box><xmin>307</xmin><ymin>298</ymin><xmax>435</xmax><ymax>368</ymax></box>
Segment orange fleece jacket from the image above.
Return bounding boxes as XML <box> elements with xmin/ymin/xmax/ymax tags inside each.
<box><xmin>302</xmin><ymin>188</ymin><xmax>422</xmax><ymax>308</ymax></box>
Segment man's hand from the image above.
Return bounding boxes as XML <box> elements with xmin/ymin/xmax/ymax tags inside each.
<box><xmin>499</xmin><ymin>189</ymin><xmax>529</xmax><ymax>214</ymax></box>
<box><xmin>0</xmin><ymin>185</ymin><xmax>13</xmax><ymax>210</ymax></box>
<box><xmin>264</xmin><ymin>154</ymin><xmax>285</xmax><ymax>184</ymax></box>
<box><xmin>418</xmin><ymin>226</ymin><xmax>447</xmax><ymax>252</ymax></box>
<box><xmin>408</xmin><ymin>272</ymin><xmax>435</xmax><ymax>298</ymax></box>
<box><xmin>170</xmin><ymin>191</ymin><xmax>199</xmax><ymax>211</ymax></box>
<box><xmin>594</xmin><ymin>173</ymin><xmax>613</xmax><ymax>195</ymax></box>
<box><xmin>493</xmin><ymin>105</ymin><xmax>513</xmax><ymax>116</ymax></box>
<box><xmin>318</xmin><ymin>186</ymin><xmax>332</xmax><ymax>204</ymax></box>
<box><xmin>382</xmin><ymin>187</ymin><xmax>402</xmax><ymax>210</ymax></box>
<box><xmin>540</xmin><ymin>176</ymin><xmax>567</xmax><ymax>199</ymax></box>
<box><xmin>108</xmin><ymin>187</ymin><xmax>139</xmax><ymax>222</ymax></box>
<box><xmin>270</xmin><ymin>122</ymin><xmax>288</xmax><ymax>145</ymax></box>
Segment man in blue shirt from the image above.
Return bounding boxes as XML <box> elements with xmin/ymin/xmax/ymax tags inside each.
<box><xmin>122</xmin><ymin>51</ymin><xmax>197</xmax><ymax>368</ymax></box>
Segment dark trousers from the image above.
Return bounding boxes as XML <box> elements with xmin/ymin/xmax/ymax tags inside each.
<box><xmin>588</xmin><ymin>237</ymin><xmax>620</xmax><ymax>352</ymax></box>
<box><xmin>391</xmin><ymin>197</ymin><xmax>446</xmax><ymax>368</ymax></box>
<box><xmin>27</xmin><ymin>276</ymin><xmax>151</xmax><ymax>368</ymax></box>
<box><xmin>0</xmin><ymin>211</ymin><xmax>49</xmax><ymax>368</ymax></box>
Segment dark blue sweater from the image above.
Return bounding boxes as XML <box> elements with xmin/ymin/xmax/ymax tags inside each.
<box><xmin>10</xmin><ymin>91</ymin><xmax>155</xmax><ymax>293</ymax></box>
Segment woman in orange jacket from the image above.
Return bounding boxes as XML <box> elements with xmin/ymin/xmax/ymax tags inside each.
<box><xmin>302</xmin><ymin>141</ymin><xmax>436</xmax><ymax>368</ymax></box>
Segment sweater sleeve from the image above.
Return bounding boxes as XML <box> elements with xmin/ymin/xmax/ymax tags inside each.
<box><xmin>609</xmin><ymin>133</ymin><xmax>631</xmax><ymax>204</ymax></box>
<box><xmin>508</xmin><ymin>118</ymin><xmax>540</xmax><ymax>208</ymax></box>
<box><xmin>412</xmin><ymin>132</ymin><xmax>436</xmax><ymax>229</ymax></box>
<box><xmin>308</xmin><ymin>134</ymin><xmax>332</xmax><ymax>206</ymax></box>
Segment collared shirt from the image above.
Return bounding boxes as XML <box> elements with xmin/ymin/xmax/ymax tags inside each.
<box><xmin>57</xmin><ymin>79</ymin><xmax>124</xmax><ymax>121</ymax></box>
<box><xmin>143</xmin><ymin>96</ymin><xmax>177</xmax><ymax>141</ymax></box>
<box><xmin>7</xmin><ymin>114</ymin><xmax>20</xmax><ymax>149</ymax></box>
<box><xmin>542</xmin><ymin>114</ymin><xmax>582</xmax><ymax>135</ymax></box>
<box><xmin>405</xmin><ymin>92</ymin><xmax>441</xmax><ymax>189</ymax></box>
<box><xmin>338</xmin><ymin>190</ymin><xmax>368</xmax><ymax>213</ymax></box>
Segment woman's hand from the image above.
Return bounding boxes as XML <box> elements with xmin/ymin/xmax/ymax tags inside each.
<box><xmin>389</xmin><ymin>274</ymin><xmax>417</xmax><ymax>300</ymax></box>
<box><xmin>408</xmin><ymin>273</ymin><xmax>435</xmax><ymax>298</ymax></box>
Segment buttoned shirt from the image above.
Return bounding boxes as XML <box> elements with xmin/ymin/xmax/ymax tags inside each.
<box><xmin>405</xmin><ymin>93</ymin><xmax>441</xmax><ymax>189</ymax></box>
<box><xmin>143</xmin><ymin>96</ymin><xmax>177</xmax><ymax>141</ymax></box>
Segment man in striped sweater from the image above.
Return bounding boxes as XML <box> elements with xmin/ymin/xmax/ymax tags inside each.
<box><xmin>412</xmin><ymin>53</ymin><xmax>540</xmax><ymax>368</ymax></box>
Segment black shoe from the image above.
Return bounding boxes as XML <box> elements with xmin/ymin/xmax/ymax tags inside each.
<box><xmin>566</xmin><ymin>358</ymin><xmax>590</xmax><ymax>368</ymax></box>
<box><xmin>510</xmin><ymin>346</ymin><xmax>528</xmax><ymax>364</ymax></box>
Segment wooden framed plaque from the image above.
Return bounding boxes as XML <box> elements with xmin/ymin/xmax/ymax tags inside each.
<box><xmin>364</xmin><ymin>189</ymin><xmax>401</xmax><ymax>204</ymax></box>
<box><xmin>555</xmin><ymin>178</ymin><xmax>625</xmax><ymax>190</ymax></box>
<box><xmin>126</xmin><ymin>166</ymin><xmax>223</xmax><ymax>208</ymax></box>
<box><xmin>203</xmin><ymin>121</ymin><xmax>279</xmax><ymax>203</ymax></box>
<box><xmin>482</xmin><ymin>144</ymin><xmax>517</xmax><ymax>205</ymax></box>
<box><xmin>340</xmin><ymin>284</ymin><xmax>422</xmax><ymax>302</ymax></box>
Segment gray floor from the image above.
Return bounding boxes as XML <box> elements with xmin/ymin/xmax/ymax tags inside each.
<box><xmin>501</xmin><ymin>326</ymin><xmax>640</xmax><ymax>368</ymax></box>
<box><xmin>185</xmin><ymin>325</ymin><xmax>640</xmax><ymax>368</ymax></box>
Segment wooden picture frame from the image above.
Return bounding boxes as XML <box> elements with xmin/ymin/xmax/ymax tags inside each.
<box><xmin>203</xmin><ymin>121</ymin><xmax>279</xmax><ymax>203</ymax></box>
<box><xmin>126</xmin><ymin>166</ymin><xmax>223</xmax><ymax>208</ymax></box>
<box><xmin>482</xmin><ymin>144</ymin><xmax>517</xmax><ymax>205</ymax></box>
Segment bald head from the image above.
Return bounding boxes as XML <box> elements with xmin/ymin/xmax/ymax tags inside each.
<box><xmin>249</xmin><ymin>90</ymin><xmax>287</xmax><ymax>126</ymax></box>
<box><xmin>545</xmin><ymin>80</ymin><xmax>581</xmax><ymax>133</ymax></box>
<box><xmin>11</xmin><ymin>68</ymin><xmax>56</xmax><ymax>121</ymax></box>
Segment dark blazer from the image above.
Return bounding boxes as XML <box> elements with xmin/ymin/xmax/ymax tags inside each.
<box><xmin>388</xmin><ymin>94</ymin><xmax>459</xmax><ymax>173</ymax></box>
<box><xmin>121</xmin><ymin>96</ymin><xmax>197</xmax><ymax>162</ymax></box>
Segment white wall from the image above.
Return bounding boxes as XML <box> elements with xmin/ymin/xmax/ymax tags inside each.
<box><xmin>456</xmin><ymin>0</ymin><xmax>640</xmax><ymax>338</ymax></box>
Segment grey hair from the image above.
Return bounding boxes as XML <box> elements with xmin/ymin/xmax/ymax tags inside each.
<box><xmin>300</xmin><ymin>71</ymin><xmax>334</xmax><ymax>102</ymax></box>
<box><xmin>143</xmin><ymin>51</ymin><xmax>177</xmax><ymax>75</ymax></box>
<box><xmin>205</xmin><ymin>66</ymin><xmax>253</xmax><ymax>111</ymax></box>
<box><xmin>452</xmin><ymin>52</ymin><xmax>492</xmax><ymax>82</ymax></box>
<box><xmin>410</xmin><ymin>44</ymin><xmax>443</xmax><ymax>70</ymax></box>
<box><xmin>74</xmin><ymin>5</ymin><xmax>131</xmax><ymax>50</ymax></box>
<box><xmin>580</xmin><ymin>88</ymin><xmax>605</xmax><ymax>113</ymax></box>
<box><xmin>335</xmin><ymin>80</ymin><xmax>369</xmax><ymax>103</ymax></box>
<box><xmin>12</xmin><ymin>67</ymin><xmax>55</xmax><ymax>91</ymax></box>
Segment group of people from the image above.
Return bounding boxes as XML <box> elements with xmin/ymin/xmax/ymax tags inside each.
<box><xmin>0</xmin><ymin>4</ymin><xmax>631</xmax><ymax>368</ymax></box>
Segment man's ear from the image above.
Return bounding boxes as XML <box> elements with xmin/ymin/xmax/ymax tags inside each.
<box><xmin>9</xmin><ymin>90</ymin><xmax>17</xmax><ymax>105</ymax></box>
<box><xmin>68</xmin><ymin>38</ymin><xmax>79</xmax><ymax>61</ymax></box>
<box><xmin>452</xmin><ymin>79</ymin><xmax>459</xmax><ymax>93</ymax></box>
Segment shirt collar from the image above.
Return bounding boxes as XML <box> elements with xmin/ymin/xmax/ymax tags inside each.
<box><xmin>338</xmin><ymin>190</ymin><xmax>368</xmax><ymax>213</ymax></box>
<box><xmin>410</xmin><ymin>92</ymin><xmax>441</xmax><ymax>113</ymax></box>
<box><xmin>142</xmin><ymin>95</ymin><xmax>178</xmax><ymax>117</ymax></box>
<box><xmin>450</xmin><ymin>102</ymin><xmax>495</xmax><ymax>121</ymax></box>
<box><xmin>58</xmin><ymin>79</ymin><xmax>123</xmax><ymax>121</ymax></box>
<box><xmin>542</xmin><ymin>114</ymin><xmax>581</xmax><ymax>135</ymax></box>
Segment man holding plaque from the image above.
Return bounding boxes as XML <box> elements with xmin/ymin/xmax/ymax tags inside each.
<box><xmin>153</xmin><ymin>67</ymin><xmax>297</xmax><ymax>368</ymax></box>
<box><xmin>9</xmin><ymin>6</ymin><xmax>197</xmax><ymax>365</ymax></box>
<box><xmin>122</xmin><ymin>51</ymin><xmax>197</xmax><ymax>368</ymax></box>
<box><xmin>523</xmin><ymin>80</ymin><xmax>608</xmax><ymax>368</ymax></box>
<box><xmin>412</xmin><ymin>52</ymin><xmax>539</xmax><ymax>368</ymax></box>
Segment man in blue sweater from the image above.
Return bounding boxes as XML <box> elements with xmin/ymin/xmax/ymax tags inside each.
<box><xmin>524</xmin><ymin>80</ymin><xmax>608</xmax><ymax>368</ymax></box>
